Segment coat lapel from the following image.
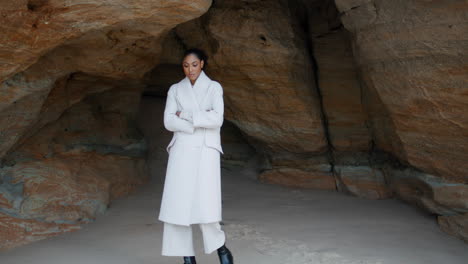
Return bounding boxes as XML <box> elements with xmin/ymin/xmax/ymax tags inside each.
<box><xmin>178</xmin><ymin>71</ymin><xmax>212</xmax><ymax>111</ymax></box>
<box><xmin>193</xmin><ymin>71</ymin><xmax>213</xmax><ymax>107</ymax></box>
<box><xmin>179</xmin><ymin>77</ymin><xmax>199</xmax><ymax>111</ymax></box>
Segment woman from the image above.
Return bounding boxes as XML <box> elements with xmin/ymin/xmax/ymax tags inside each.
<box><xmin>158</xmin><ymin>48</ymin><xmax>234</xmax><ymax>264</ymax></box>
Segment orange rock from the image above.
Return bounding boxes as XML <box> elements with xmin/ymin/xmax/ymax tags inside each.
<box><xmin>313</xmin><ymin>30</ymin><xmax>370</xmax><ymax>154</ymax></box>
<box><xmin>174</xmin><ymin>0</ymin><xmax>328</xmax><ymax>154</ymax></box>
<box><xmin>0</xmin><ymin>0</ymin><xmax>212</xmax><ymax>83</ymax></box>
<box><xmin>438</xmin><ymin>213</ymin><xmax>468</xmax><ymax>243</ymax></box>
<box><xmin>386</xmin><ymin>167</ymin><xmax>468</xmax><ymax>215</ymax></box>
<box><xmin>0</xmin><ymin>0</ymin><xmax>212</xmax><ymax>160</ymax></box>
<box><xmin>337</xmin><ymin>0</ymin><xmax>468</xmax><ymax>183</ymax></box>
<box><xmin>259</xmin><ymin>168</ymin><xmax>336</xmax><ymax>190</ymax></box>
<box><xmin>0</xmin><ymin>212</ymin><xmax>81</xmax><ymax>251</ymax></box>
<box><xmin>335</xmin><ymin>166</ymin><xmax>392</xmax><ymax>200</ymax></box>
<box><xmin>0</xmin><ymin>74</ymin><xmax>149</xmax><ymax>249</ymax></box>
<box><xmin>0</xmin><ymin>193</ymin><xmax>14</xmax><ymax>210</ymax></box>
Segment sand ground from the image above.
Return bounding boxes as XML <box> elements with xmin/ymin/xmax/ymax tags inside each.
<box><xmin>1</xmin><ymin>97</ymin><xmax>466</xmax><ymax>264</ymax></box>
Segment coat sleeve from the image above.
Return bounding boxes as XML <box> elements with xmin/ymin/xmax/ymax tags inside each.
<box><xmin>192</xmin><ymin>82</ymin><xmax>224</xmax><ymax>129</ymax></box>
<box><xmin>179</xmin><ymin>111</ymin><xmax>193</xmax><ymax>123</ymax></box>
<box><xmin>163</xmin><ymin>85</ymin><xmax>195</xmax><ymax>134</ymax></box>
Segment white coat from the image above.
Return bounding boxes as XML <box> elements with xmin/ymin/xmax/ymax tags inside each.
<box><xmin>158</xmin><ymin>70</ymin><xmax>224</xmax><ymax>226</ymax></box>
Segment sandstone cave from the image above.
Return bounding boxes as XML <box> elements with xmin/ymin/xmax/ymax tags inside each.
<box><xmin>0</xmin><ymin>0</ymin><xmax>467</xmax><ymax>263</ymax></box>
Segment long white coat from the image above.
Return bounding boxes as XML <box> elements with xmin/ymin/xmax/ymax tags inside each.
<box><xmin>158</xmin><ymin>70</ymin><xmax>224</xmax><ymax>226</ymax></box>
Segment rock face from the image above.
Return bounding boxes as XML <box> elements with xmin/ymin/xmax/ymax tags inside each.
<box><xmin>336</xmin><ymin>0</ymin><xmax>468</xmax><ymax>184</ymax></box>
<box><xmin>0</xmin><ymin>79</ymin><xmax>149</xmax><ymax>250</ymax></box>
<box><xmin>335</xmin><ymin>165</ymin><xmax>391</xmax><ymax>200</ymax></box>
<box><xmin>167</xmin><ymin>0</ymin><xmax>382</xmax><ymax>196</ymax></box>
<box><xmin>0</xmin><ymin>0</ymin><xmax>212</xmax><ymax>250</ymax></box>
<box><xmin>438</xmin><ymin>213</ymin><xmax>468</xmax><ymax>243</ymax></box>
<box><xmin>0</xmin><ymin>213</ymin><xmax>80</xmax><ymax>251</ymax></box>
<box><xmin>259</xmin><ymin>167</ymin><xmax>336</xmax><ymax>190</ymax></box>
<box><xmin>334</xmin><ymin>0</ymin><xmax>468</xmax><ymax>241</ymax></box>
<box><xmin>294</xmin><ymin>0</ymin><xmax>371</xmax><ymax>158</ymax></box>
<box><xmin>168</xmin><ymin>0</ymin><xmax>337</xmax><ymax>201</ymax></box>
<box><xmin>174</xmin><ymin>0</ymin><xmax>328</xmax><ymax>155</ymax></box>
<box><xmin>0</xmin><ymin>0</ymin><xmax>211</xmax><ymax>83</ymax></box>
<box><xmin>0</xmin><ymin>0</ymin><xmax>212</xmax><ymax>160</ymax></box>
<box><xmin>385</xmin><ymin>167</ymin><xmax>468</xmax><ymax>216</ymax></box>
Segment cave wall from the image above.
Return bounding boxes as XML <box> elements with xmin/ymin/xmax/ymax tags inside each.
<box><xmin>176</xmin><ymin>0</ymin><xmax>328</xmax><ymax>154</ymax></box>
<box><xmin>171</xmin><ymin>0</ymin><xmax>339</xmax><ymax>191</ymax></box>
<box><xmin>335</xmin><ymin>0</ymin><xmax>468</xmax><ymax>242</ymax></box>
<box><xmin>0</xmin><ymin>0</ymin><xmax>212</xmax><ymax>160</ymax></box>
<box><xmin>166</xmin><ymin>0</ymin><xmax>384</xmax><ymax>193</ymax></box>
<box><xmin>336</xmin><ymin>0</ymin><xmax>468</xmax><ymax>184</ymax></box>
<box><xmin>1</xmin><ymin>78</ymin><xmax>149</xmax><ymax>249</ymax></box>
<box><xmin>0</xmin><ymin>0</ymin><xmax>212</xmax><ymax>250</ymax></box>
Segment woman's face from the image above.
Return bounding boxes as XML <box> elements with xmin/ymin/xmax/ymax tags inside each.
<box><xmin>182</xmin><ymin>54</ymin><xmax>204</xmax><ymax>83</ymax></box>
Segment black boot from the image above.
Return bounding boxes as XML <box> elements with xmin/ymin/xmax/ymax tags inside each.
<box><xmin>217</xmin><ymin>244</ymin><xmax>234</xmax><ymax>264</ymax></box>
<box><xmin>183</xmin><ymin>256</ymin><xmax>196</xmax><ymax>264</ymax></box>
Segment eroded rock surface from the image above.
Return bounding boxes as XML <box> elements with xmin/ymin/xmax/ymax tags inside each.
<box><xmin>259</xmin><ymin>167</ymin><xmax>336</xmax><ymax>190</ymax></box>
<box><xmin>0</xmin><ymin>0</ymin><xmax>212</xmax><ymax>250</ymax></box>
<box><xmin>438</xmin><ymin>213</ymin><xmax>468</xmax><ymax>243</ymax></box>
<box><xmin>0</xmin><ymin>0</ymin><xmax>212</xmax><ymax>83</ymax></box>
<box><xmin>174</xmin><ymin>0</ymin><xmax>328</xmax><ymax>154</ymax></box>
<box><xmin>335</xmin><ymin>0</ymin><xmax>468</xmax><ymax>241</ymax></box>
<box><xmin>0</xmin><ymin>0</ymin><xmax>212</xmax><ymax>159</ymax></box>
<box><xmin>336</xmin><ymin>0</ymin><xmax>468</xmax><ymax>184</ymax></box>
<box><xmin>0</xmin><ymin>80</ymin><xmax>149</xmax><ymax>250</ymax></box>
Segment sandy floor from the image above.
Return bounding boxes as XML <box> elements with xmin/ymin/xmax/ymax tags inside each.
<box><xmin>1</xmin><ymin>97</ymin><xmax>466</xmax><ymax>264</ymax></box>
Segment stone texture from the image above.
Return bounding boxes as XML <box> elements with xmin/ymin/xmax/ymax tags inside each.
<box><xmin>173</xmin><ymin>0</ymin><xmax>328</xmax><ymax>154</ymax></box>
<box><xmin>0</xmin><ymin>1</ymin><xmax>211</xmax><ymax>249</ymax></box>
<box><xmin>0</xmin><ymin>0</ymin><xmax>212</xmax><ymax>83</ymax></box>
<box><xmin>438</xmin><ymin>213</ymin><xmax>468</xmax><ymax>243</ymax></box>
<box><xmin>333</xmin><ymin>0</ymin><xmax>468</xmax><ymax>241</ymax></box>
<box><xmin>335</xmin><ymin>165</ymin><xmax>391</xmax><ymax>199</ymax></box>
<box><xmin>0</xmin><ymin>84</ymin><xmax>149</xmax><ymax>250</ymax></box>
<box><xmin>0</xmin><ymin>0</ymin><xmax>211</xmax><ymax>159</ymax></box>
<box><xmin>2</xmin><ymin>158</ymin><xmax>110</xmax><ymax>223</ymax></box>
<box><xmin>335</xmin><ymin>0</ymin><xmax>373</xmax><ymax>12</ymax></box>
<box><xmin>384</xmin><ymin>165</ymin><xmax>468</xmax><ymax>242</ymax></box>
<box><xmin>2</xmin><ymin>153</ymin><xmax>147</xmax><ymax>222</ymax></box>
<box><xmin>313</xmin><ymin>30</ymin><xmax>370</xmax><ymax>154</ymax></box>
<box><xmin>259</xmin><ymin>168</ymin><xmax>336</xmax><ymax>190</ymax></box>
<box><xmin>337</xmin><ymin>0</ymin><xmax>468</xmax><ymax>183</ymax></box>
<box><xmin>0</xmin><ymin>212</ymin><xmax>80</xmax><ymax>251</ymax></box>
<box><xmin>151</xmin><ymin>0</ymin><xmax>375</xmax><ymax>181</ymax></box>
<box><xmin>5</xmin><ymin>77</ymin><xmax>148</xmax><ymax>163</ymax></box>
<box><xmin>385</xmin><ymin>167</ymin><xmax>468</xmax><ymax>216</ymax></box>
<box><xmin>291</xmin><ymin>0</ymin><xmax>371</xmax><ymax>157</ymax></box>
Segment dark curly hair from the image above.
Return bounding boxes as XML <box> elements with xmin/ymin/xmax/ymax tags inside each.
<box><xmin>183</xmin><ymin>48</ymin><xmax>208</xmax><ymax>69</ymax></box>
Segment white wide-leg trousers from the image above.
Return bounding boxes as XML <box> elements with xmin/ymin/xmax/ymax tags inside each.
<box><xmin>162</xmin><ymin>222</ymin><xmax>226</xmax><ymax>256</ymax></box>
